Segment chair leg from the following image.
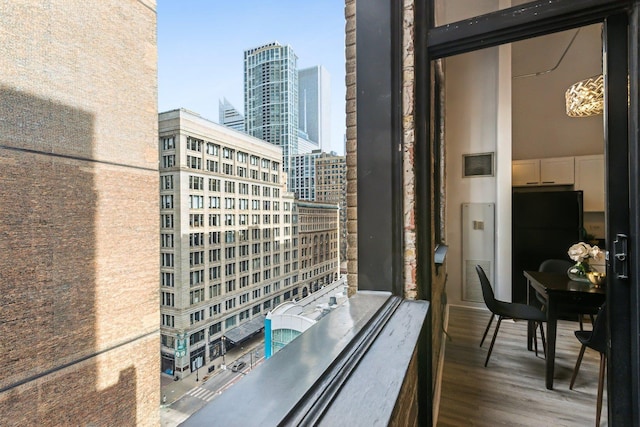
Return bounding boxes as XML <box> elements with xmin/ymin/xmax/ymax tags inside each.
<box><xmin>538</xmin><ymin>322</ymin><xmax>546</xmax><ymax>358</ymax></box>
<box><xmin>533</xmin><ymin>324</ymin><xmax>539</xmax><ymax>357</ymax></box>
<box><xmin>579</xmin><ymin>315</ymin><xmax>584</xmax><ymax>330</ymax></box>
<box><xmin>570</xmin><ymin>344</ymin><xmax>587</xmax><ymax>389</ymax></box>
<box><xmin>484</xmin><ymin>316</ymin><xmax>503</xmax><ymax>367</ymax></box>
<box><xmin>480</xmin><ymin>314</ymin><xmax>494</xmax><ymax>348</ymax></box>
<box><xmin>596</xmin><ymin>354</ymin><xmax>606</xmax><ymax>427</ymax></box>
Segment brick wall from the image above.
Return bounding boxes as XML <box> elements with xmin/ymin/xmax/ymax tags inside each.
<box><xmin>0</xmin><ymin>1</ymin><xmax>159</xmax><ymax>425</ymax></box>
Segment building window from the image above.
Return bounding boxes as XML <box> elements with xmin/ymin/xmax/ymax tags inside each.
<box><xmin>226</xmin><ymin>280</ymin><xmax>236</xmax><ymax>293</ymax></box>
<box><xmin>209</xmin><ymin>322</ymin><xmax>222</xmax><ymax>335</ymax></box>
<box><xmin>207</xmin><ymin>160</ymin><xmax>219</xmax><ymax>172</ymax></box>
<box><xmin>222</xmin><ymin>147</ymin><xmax>234</xmax><ymax>159</ymax></box>
<box><xmin>210</xmin><ymin>304</ymin><xmax>221</xmax><ymax>317</ymax></box>
<box><xmin>161</xmin><ymin>175</ymin><xmax>174</xmax><ymax>190</ymax></box>
<box><xmin>252</xmin><ymin>305</ymin><xmax>261</xmax><ymax>315</ymax></box>
<box><xmin>161</xmin><ymin>195</ymin><xmax>173</xmax><ymax>209</ymax></box>
<box><xmin>189</xmin><ymin>195</ymin><xmax>204</xmax><ymax>209</ymax></box>
<box><xmin>209</xmin><ymin>232</ymin><xmax>221</xmax><ymax>245</ymax></box>
<box><xmin>161</xmin><ymin>292</ymin><xmax>175</xmax><ymax>307</ymax></box>
<box><xmin>161</xmin><ymin>334</ymin><xmax>175</xmax><ymax>348</ymax></box>
<box><xmin>223</xmin><ymin>163</ymin><xmax>233</xmax><ymax>175</ymax></box>
<box><xmin>187</xmin><ymin>137</ymin><xmax>203</xmax><ymax>152</ymax></box>
<box><xmin>189</xmin><ymin>329</ymin><xmax>205</xmax><ymax>345</ymax></box>
<box><xmin>161</xmin><ymin>272</ymin><xmax>174</xmax><ymax>287</ymax></box>
<box><xmin>225</xmin><ymin>197</ymin><xmax>235</xmax><ymax>209</ymax></box>
<box><xmin>190</xmin><ymin>270</ymin><xmax>204</xmax><ymax>286</ymax></box>
<box><xmin>161</xmin><ymin>314</ymin><xmax>175</xmax><ymax>327</ymax></box>
<box><xmin>189</xmin><ymin>232</ymin><xmax>204</xmax><ymax>247</ymax></box>
<box><xmin>209</xmin><ymin>248</ymin><xmax>221</xmax><ymax>262</ymax></box>
<box><xmin>161</xmin><ymin>233</ymin><xmax>174</xmax><ymax>248</ymax></box>
<box><xmin>187</xmin><ymin>155</ymin><xmax>202</xmax><ymax>169</ymax></box>
<box><xmin>209</xmin><ymin>266</ymin><xmax>221</xmax><ymax>280</ymax></box>
<box><xmin>225</xmin><ymin>316</ymin><xmax>237</xmax><ymax>328</ymax></box>
<box><xmin>161</xmin><ymin>253</ymin><xmax>174</xmax><ymax>267</ymax></box>
<box><xmin>209</xmin><ymin>214</ymin><xmax>220</xmax><ymax>227</ymax></box>
<box><xmin>209</xmin><ymin>284</ymin><xmax>221</xmax><ymax>298</ymax></box>
<box><xmin>190</xmin><ymin>251</ymin><xmax>204</xmax><ymax>266</ymax></box>
<box><xmin>190</xmin><ymin>214</ymin><xmax>204</xmax><ymax>227</ymax></box>
<box><xmin>161</xmin><ymin>214</ymin><xmax>174</xmax><ymax>229</ymax></box>
<box><xmin>240</xmin><ymin>275</ymin><xmax>249</xmax><ymax>288</ymax></box>
<box><xmin>225</xmin><ymin>298</ymin><xmax>236</xmax><ymax>310</ymax></box>
<box><xmin>224</xmin><ymin>181</ymin><xmax>235</xmax><ymax>193</ymax></box>
<box><xmin>209</xmin><ymin>197</ymin><xmax>220</xmax><ymax>209</ymax></box>
<box><xmin>190</xmin><ymin>309</ymin><xmax>205</xmax><ymax>325</ymax></box>
<box><xmin>206</xmin><ymin>142</ymin><xmax>219</xmax><ymax>156</ymax></box>
<box><xmin>161</xmin><ymin>136</ymin><xmax>175</xmax><ymax>150</ymax></box>
<box><xmin>239</xmin><ymin>293</ymin><xmax>249</xmax><ymax>304</ymax></box>
<box><xmin>209</xmin><ymin>178</ymin><xmax>221</xmax><ymax>192</ymax></box>
<box><xmin>190</xmin><ymin>288</ymin><xmax>205</xmax><ymax>304</ymax></box>
<box><xmin>161</xmin><ymin>155</ymin><xmax>175</xmax><ymax>168</ymax></box>
<box><xmin>225</xmin><ymin>231</ymin><xmax>235</xmax><ymax>244</ymax></box>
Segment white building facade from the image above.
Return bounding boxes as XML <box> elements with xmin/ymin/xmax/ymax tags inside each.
<box><xmin>159</xmin><ymin>109</ymin><xmax>300</xmax><ymax>378</ymax></box>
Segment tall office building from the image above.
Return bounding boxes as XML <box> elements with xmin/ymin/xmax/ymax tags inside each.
<box><xmin>290</xmin><ymin>150</ymin><xmax>324</xmax><ymax>201</ymax></box>
<box><xmin>244</xmin><ymin>42</ymin><xmax>299</xmax><ymax>180</ymax></box>
<box><xmin>298</xmin><ymin>66</ymin><xmax>331</xmax><ymax>151</ymax></box>
<box><xmin>219</xmin><ymin>97</ymin><xmax>245</xmax><ymax>132</ymax></box>
<box><xmin>159</xmin><ymin>109</ymin><xmax>300</xmax><ymax>378</ymax></box>
<box><xmin>315</xmin><ymin>152</ymin><xmax>347</xmax><ymax>261</ymax></box>
<box><xmin>0</xmin><ymin>1</ymin><xmax>159</xmax><ymax>425</ymax></box>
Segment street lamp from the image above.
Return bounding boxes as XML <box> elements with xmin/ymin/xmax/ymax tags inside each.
<box><xmin>221</xmin><ymin>336</ymin><xmax>226</xmax><ymax>366</ymax></box>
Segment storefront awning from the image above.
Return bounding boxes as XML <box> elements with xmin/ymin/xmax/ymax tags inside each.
<box><xmin>224</xmin><ymin>315</ymin><xmax>266</xmax><ymax>345</ymax></box>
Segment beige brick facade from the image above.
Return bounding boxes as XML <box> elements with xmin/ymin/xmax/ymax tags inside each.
<box><xmin>0</xmin><ymin>1</ymin><xmax>160</xmax><ymax>425</ymax></box>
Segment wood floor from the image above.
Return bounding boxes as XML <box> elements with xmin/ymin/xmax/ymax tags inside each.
<box><xmin>436</xmin><ymin>305</ymin><xmax>608</xmax><ymax>426</ymax></box>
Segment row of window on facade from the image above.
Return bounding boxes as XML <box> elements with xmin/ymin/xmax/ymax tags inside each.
<box><xmin>162</xmin><ymin>136</ymin><xmax>280</xmax><ymax>169</ymax></box>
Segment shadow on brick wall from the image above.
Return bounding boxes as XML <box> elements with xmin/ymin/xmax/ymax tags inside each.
<box><xmin>0</xmin><ymin>86</ymin><xmax>138</xmax><ymax>426</ymax></box>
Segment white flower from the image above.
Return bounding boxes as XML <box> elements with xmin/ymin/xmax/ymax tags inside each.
<box><xmin>568</xmin><ymin>242</ymin><xmax>592</xmax><ymax>262</ymax></box>
<box><xmin>589</xmin><ymin>245</ymin><xmax>605</xmax><ymax>262</ymax></box>
<box><xmin>568</xmin><ymin>242</ymin><xmax>605</xmax><ymax>263</ymax></box>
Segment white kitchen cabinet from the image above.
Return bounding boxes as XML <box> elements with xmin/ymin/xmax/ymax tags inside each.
<box><xmin>512</xmin><ymin>159</ymin><xmax>540</xmax><ymax>186</ymax></box>
<box><xmin>540</xmin><ymin>157</ymin><xmax>575</xmax><ymax>185</ymax></box>
<box><xmin>512</xmin><ymin>157</ymin><xmax>574</xmax><ymax>186</ymax></box>
<box><xmin>575</xmin><ymin>154</ymin><xmax>605</xmax><ymax>211</ymax></box>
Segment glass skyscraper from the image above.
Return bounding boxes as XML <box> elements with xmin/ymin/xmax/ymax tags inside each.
<box><xmin>244</xmin><ymin>42</ymin><xmax>299</xmax><ymax>179</ymax></box>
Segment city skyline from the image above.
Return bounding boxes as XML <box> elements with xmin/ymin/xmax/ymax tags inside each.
<box><xmin>157</xmin><ymin>0</ymin><xmax>347</xmax><ymax>155</ymax></box>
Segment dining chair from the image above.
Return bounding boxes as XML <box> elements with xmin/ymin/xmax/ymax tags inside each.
<box><xmin>569</xmin><ymin>302</ymin><xmax>607</xmax><ymax>427</ymax></box>
<box><xmin>476</xmin><ymin>265</ymin><xmax>547</xmax><ymax>367</ymax></box>
<box><xmin>538</xmin><ymin>259</ymin><xmax>595</xmax><ymax>330</ymax></box>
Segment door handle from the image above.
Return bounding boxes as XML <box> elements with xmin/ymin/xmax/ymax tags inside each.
<box><xmin>613</xmin><ymin>233</ymin><xmax>629</xmax><ymax>279</ymax></box>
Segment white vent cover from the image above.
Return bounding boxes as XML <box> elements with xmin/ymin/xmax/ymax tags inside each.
<box><xmin>462</xmin><ymin>203</ymin><xmax>495</xmax><ymax>302</ymax></box>
<box><xmin>464</xmin><ymin>259</ymin><xmax>492</xmax><ymax>303</ymax></box>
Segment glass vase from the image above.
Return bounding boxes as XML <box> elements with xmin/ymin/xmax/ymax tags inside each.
<box><xmin>567</xmin><ymin>261</ymin><xmax>593</xmax><ymax>283</ymax></box>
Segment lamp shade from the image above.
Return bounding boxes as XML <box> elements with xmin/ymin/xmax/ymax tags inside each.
<box><xmin>565</xmin><ymin>74</ymin><xmax>604</xmax><ymax>117</ymax></box>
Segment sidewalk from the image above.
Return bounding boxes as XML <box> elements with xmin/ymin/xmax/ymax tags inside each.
<box><xmin>160</xmin><ymin>333</ymin><xmax>265</xmax><ymax>406</ymax></box>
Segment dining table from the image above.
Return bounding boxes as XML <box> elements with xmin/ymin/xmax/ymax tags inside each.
<box><xmin>524</xmin><ymin>270</ymin><xmax>606</xmax><ymax>390</ymax></box>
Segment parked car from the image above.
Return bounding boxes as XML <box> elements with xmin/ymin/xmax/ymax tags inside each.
<box><xmin>231</xmin><ymin>361</ymin><xmax>246</xmax><ymax>372</ymax></box>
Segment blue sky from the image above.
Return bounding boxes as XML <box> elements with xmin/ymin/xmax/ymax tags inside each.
<box><xmin>157</xmin><ymin>1</ymin><xmax>347</xmax><ymax>154</ymax></box>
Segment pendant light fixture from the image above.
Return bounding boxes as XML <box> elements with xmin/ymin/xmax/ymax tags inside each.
<box><xmin>565</xmin><ymin>74</ymin><xmax>604</xmax><ymax>117</ymax></box>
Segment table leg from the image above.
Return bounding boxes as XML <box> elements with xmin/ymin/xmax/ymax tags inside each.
<box><xmin>545</xmin><ymin>298</ymin><xmax>558</xmax><ymax>390</ymax></box>
<box><xmin>526</xmin><ymin>279</ymin><xmax>534</xmax><ymax>351</ymax></box>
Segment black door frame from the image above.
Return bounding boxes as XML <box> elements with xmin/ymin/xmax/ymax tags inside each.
<box><xmin>412</xmin><ymin>0</ymin><xmax>639</xmax><ymax>424</ymax></box>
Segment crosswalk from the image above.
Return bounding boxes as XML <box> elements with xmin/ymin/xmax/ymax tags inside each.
<box><xmin>186</xmin><ymin>386</ymin><xmax>218</xmax><ymax>402</ymax></box>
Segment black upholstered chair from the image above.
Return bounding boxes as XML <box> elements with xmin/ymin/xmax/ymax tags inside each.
<box><xmin>476</xmin><ymin>265</ymin><xmax>547</xmax><ymax>367</ymax></box>
<box><xmin>569</xmin><ymin>303</ymin><xmax>607</xmax><ymax>427</ymax></box>
<box><xmin>538</xmin><ymin>259</ymin><xmax>595</xmax><ymax>329</ymax></box>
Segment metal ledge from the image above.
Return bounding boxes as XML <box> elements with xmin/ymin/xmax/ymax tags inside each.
<box><xmin>182</xmin><ymin>292</ymin><xmax>430</xmax><ymax>426</ymax></box>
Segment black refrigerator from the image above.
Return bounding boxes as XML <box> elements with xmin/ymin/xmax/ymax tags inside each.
<box><xmin>512</xmin><ymin>190</ymin><xmax>583</xmax><ymax>303</ymax></box>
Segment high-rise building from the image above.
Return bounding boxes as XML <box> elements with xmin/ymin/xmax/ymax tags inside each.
<box><xmin>289</xmin><ymin>150</ymin><xmax>324</xmax><ymax>201</ymax></box>
<box><xmin>158</xmin><ymin>108</ymin><xmax>300</xmax><ymax>378</ymax></box>
<box><xmin>219</xmin><ymin>97</ymin><xmax>245</xmax><ymax>132</ymax></box>
<box><xmin>315</xmin><ymin>152</ymin><xmax>347</xmax><ymax>262</ymax></box>
<box><xmin>298</xmin><ymin>65</ymin><xmax>331</xmax><ymax>151</ymax></box>
<box><xmin>244</xmin><ymin>42</ymin><xmax>299</xmax><ymax>179</ymax></box>
<box><xmin>0</xmin><ymin>1</ymin><xmax>159</xmax><ymax>425</ymax></box>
